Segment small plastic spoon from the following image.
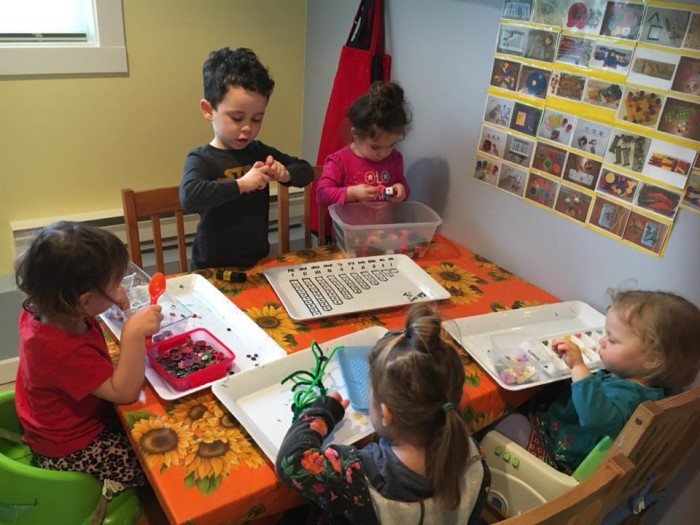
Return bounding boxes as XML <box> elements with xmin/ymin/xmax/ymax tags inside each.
<box><xmin>146</xmin><ymin>272</ymin><xmax>166</xmax><ymax>346</ymax></box>
<box><xmin>148</xmin><ymin>272</ymin><xmax>166</xmax><ymax>305</ymax></box>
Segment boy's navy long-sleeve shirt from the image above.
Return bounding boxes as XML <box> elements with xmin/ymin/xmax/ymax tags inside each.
<box><xmin>180</xmin><ymin>141</ymin><xmax>312</xmax><ymax>268</ymax></box>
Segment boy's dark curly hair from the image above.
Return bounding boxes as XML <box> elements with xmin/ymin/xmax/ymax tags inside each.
<box><xmin>203</xmin><ymin>47</ymin><xmax>275</xmax><ymax>108</ymax></box>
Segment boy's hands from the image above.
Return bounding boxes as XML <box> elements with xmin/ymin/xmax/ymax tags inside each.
<box><xmin>388</xmin><ymin>183</ymin><xmax>406</xmax><ymax>202</ymax></box>
<box><xmin>122</xmin><ymin>304</ymin><xmax>164</xmax><ymax>340</ymax></box>
<box><xmin>552</xmin><ymin>338</ymin><xmax>590</xmax><ymax>381</ymax></box>
<box><xmin>346</xmin><ymin>184</ymin><xmax>380</xmax><ymax>202</ymax></box>
<box><xmin>327</xmin><ymin>390</ymin><xmax>350</xmax><ymax>409</ymax></box>
<box><xmin>237</xmin><ymin>157</ymin><xmax>290</xmax><ymax>193</ymax></box>
<box><xmin>262</xmin><ymin>155</ymin><xmax>290</xmax><ymax>183</ymax></box>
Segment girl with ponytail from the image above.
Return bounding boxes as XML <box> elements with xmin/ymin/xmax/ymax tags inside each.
<box><xmin>276</xmin><ymin>304</ymin><xmax>489</xmax><ymax>524</ymax></box>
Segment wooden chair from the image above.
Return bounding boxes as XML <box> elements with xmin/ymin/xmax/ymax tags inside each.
<box><xmin>277</xmin><ymin>166</ymin><xmax>326</xmax><ymax>254</ymax></box>
<box><xmin>483</xmin><ymin>385</ymin><xmax>700</xmax><ymax>523</ymax></box>
<box><xmin>121</xmin><ymin>186</ymin><xmax>189</xmax><ymax>274</ymax></box>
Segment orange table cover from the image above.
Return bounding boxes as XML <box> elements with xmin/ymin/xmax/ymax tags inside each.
<box><xmin>109</xmin><ymin>234</ymin><xmax>558</xmax><ymax>524</ymax></box>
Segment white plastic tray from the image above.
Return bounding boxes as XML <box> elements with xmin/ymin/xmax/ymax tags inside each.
<box><xmin>212</xmin><ymin>326</ymin><xmax>387</xmax><ymax>462</ymax></box>
<box><xmin>104</xmin><ymin>274</ymin><xmax>287</xmax><ymax>400</ymax></box>
<box><xmin>264</xmin><ymin>254</ymin><xmax>450</xmax><ymax>320</ymax></box>
<box><xmin>444</xmin><ymin>301</ymin><xmax>606</xmax><ymax>391</ymax></box>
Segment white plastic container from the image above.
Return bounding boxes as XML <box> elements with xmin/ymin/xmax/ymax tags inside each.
<box><xmin>328</xmin><ymin>201</ymin><xmax>442</xmax><ymax>258</ymax></box>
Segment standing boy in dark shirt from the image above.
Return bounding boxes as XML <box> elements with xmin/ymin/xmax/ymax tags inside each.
<box><xmin>180</xmin><ymin>47</ymin><xmax>313</xmax><ymax>268</ymax></box>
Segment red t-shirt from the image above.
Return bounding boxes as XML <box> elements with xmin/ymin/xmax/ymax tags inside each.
<box><xmin>15</xmin><ymin>309</ymin><xmax>115</xmax><ymax>457</ymax></box>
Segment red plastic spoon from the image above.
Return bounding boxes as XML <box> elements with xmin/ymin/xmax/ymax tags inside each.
<box><xmin>148</xmin><ymin>272</ymin><xmax>166</xmax><ymax>305</ymax></box>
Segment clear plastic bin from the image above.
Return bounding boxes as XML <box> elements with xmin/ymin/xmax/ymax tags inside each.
<box><xmin>147</xmin><ymin>328</ymin><xmax>235</xmax><ymax>391</ymax></box>
<box><xmin>99</xmin><ymin>262</ymin><xmax>191</xmax><ymax>339</ymax></box>
<box><xmin>328</xmin><ymin>201</ymin><xmax>442</xmax><ymax>258</ymax></box>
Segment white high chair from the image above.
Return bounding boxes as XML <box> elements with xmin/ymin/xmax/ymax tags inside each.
<box><xmin>480</xmin><ymin>385</ymin><xmax>700</xmax><ymax>522</ymax></box>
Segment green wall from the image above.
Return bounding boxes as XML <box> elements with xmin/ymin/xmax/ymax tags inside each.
<box><xmin>0</xmin><ymin>0</ymin><xmax>307</xmax><ymax>275</ymax></box>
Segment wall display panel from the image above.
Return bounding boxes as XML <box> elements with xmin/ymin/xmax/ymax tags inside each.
<box><xmin>475</xmin><ymin>0</ymin><xmax>700</xmax><ymax>257</ymax></box>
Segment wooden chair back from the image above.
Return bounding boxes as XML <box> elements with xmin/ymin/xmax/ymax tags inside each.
<box><xmin>497</xmin><ymin>455</ymin><xmax>635</xmax><ymax>525</ymax></box>
<box><xmin>602</xmin><ymin>385</ymin><xmax>700</xmax><ymax>496</ymax></box>
<box><xmin>278</xmin><ymin>166</ymin><xmax>326</xmax><ymax>253</ymax></box>
<box><xmin>121</xmin><ymin>186</ymin><xmax>188</xmax><ymax>274</ymax></box>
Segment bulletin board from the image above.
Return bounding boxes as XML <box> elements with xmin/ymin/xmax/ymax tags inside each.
<box><xmin>475</xmin><ymin>0</ymin><xmax>700</xmax><ymax>257</ymax></box>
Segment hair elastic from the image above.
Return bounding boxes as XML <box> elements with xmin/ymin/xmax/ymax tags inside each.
<box><xmin>442</xmin><ymin>402</ymin><xmax>455</xmax><ymax>413</ymax></box>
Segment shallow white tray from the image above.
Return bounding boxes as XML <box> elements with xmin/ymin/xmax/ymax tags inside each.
<box><xmin>212</xmin><ymin>326</ymin><xmax>387</xmax><ymax>462</ymax></box>
<box><xmin>444</xmin><ymin>301</ymin><xmax>606</xmax><ymax>391</ymax></box>
<box><xmin>264</xmin><ymin>254</ymin><xmax>450</xmax><ymax>320</ymax></box>
<box><xmin>105</xmin><ymin>274</ymin><xmax>287</xmax><ymax>401</ymax></box>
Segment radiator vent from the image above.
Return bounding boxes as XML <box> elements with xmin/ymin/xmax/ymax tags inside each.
<box><xmin>11</xmin><ymin>194</ymin><xmax>305</xmax><ymax>266</ymax></box>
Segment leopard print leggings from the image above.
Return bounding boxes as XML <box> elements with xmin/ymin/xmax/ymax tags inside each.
<box><xmin>35</xmin><ymin>428</ymin><xmax>146</xmax><ymax>487</ymax></box>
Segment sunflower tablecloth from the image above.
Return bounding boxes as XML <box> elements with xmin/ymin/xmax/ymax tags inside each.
<box><xmin>109</xmin><ymin>234</ymin><xmax>558</xmax><ymax>524</ymax></box>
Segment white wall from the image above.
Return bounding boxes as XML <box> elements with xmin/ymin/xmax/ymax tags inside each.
<box><xmin>303</xmin><ymin>1</ymin><xmax>699</xmax><ymax>522</ymax></box>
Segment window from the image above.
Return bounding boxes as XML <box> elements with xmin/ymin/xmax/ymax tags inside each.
<box><xmin>0</xmin><ymin>0</ymin><xmax>127</xmax><ymax>75</ymax></box>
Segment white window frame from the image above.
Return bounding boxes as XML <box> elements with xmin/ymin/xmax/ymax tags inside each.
<box><xmin>0</xmin><ymin>0</ymin><xmax>127</xmax><ymax>75</ymax></box>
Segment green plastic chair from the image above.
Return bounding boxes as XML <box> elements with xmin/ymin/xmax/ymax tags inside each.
<box><xmin>0</xmin><ymin>389</ymin><xmax>142</xmax><ymax>524</ymax></box>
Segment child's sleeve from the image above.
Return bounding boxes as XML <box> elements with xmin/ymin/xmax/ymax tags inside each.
<box><xmin>275</xmin><ymin>397</ymin><xmax>378</xmax><ymax>524</ymax></box>
<box><xmin>179</xmin><ymin>151</ymin><xmax>241</xmax><ymax>212</ymax></box>
<box><xmin>317</xmin><ymin>158</ymin><xmax>349</xmax><ymax>207</ymax></box>
<box><xmin>571</xmin><ymin>374</ymin><xmax>653</xmax><ymax>435</ymax></box>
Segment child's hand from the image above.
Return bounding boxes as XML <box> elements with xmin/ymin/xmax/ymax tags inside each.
<box><xmin>551</xmin><ymin>338</ymin><xmax>585</xmax><ymax>368</ymax></box>
<box><xmin>262</xmin><ymin>155</ymin><xmax>290</xmax><ymax>183</ymax></box>
<box><xmin>389</xmin><ymin>183</ymin><xmax>406</xmax><ymax>202</ymax></box>
<box><xmin>327</xmin><ymin>391</ymin><xmax>350</xmax><ymax>409</ymax></box>
<box><xmin>237</xmin><ymin>162</ymin><xmax>270</xmax><ymax>193</ymax></box>
<box><xmin>347</xmin><ymin>184</ymin><xmax>379</xmax><ymax>202</ymax></box>
<box><xmin>122</xmin><ymin>304</ymin><xmax>164</xmax><ymax>340</ymax></box>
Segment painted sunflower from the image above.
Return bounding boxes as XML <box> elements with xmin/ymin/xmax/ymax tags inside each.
<box><xmin>473</xmin><ymin>255</ymin><xmax>515</xmax><ymax>281</ymax></box>
<box><xmin>277</xmin><ymin>248</ymin><xmax>328</xmax><ymax>264</ymax></box>
<box><xmin>184</xmin><ymin>427</ymin><xmax>264</xmax><ymax>479</ymax></box>
<box><xmin>424</xmin><ymin>262</ymin><xmax>485</xmax><ymax>304</ymax></box>
<box><xmin>246</xmin><ymin>303</ymin><xmax>298</xmax><ymax>347</ymax></box>
<box><xmin>131</xmin><ymin>416</ymin><xmax>194</xmax><ymax>470</ymax></box>
<box><xmin>169</xmin><ymin>394</ymin><xmax>225</xmax><ymax>431</ymax></box>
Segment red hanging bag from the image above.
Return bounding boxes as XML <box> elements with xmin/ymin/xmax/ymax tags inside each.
<box><xmin>311</xmin><ymin>0</ymin><xmax>391</xmax><ymax>235</ymax></box>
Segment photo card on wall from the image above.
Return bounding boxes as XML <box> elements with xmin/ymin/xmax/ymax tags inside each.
<box><xmin>671</xmin><ymin>56</ymin><xmax>700</xmax><ymax>97</ymax></box>
<box><xmin>502</xmin><ymin>0</ymin><xmax>534</xmax><ymax>22</ymax></box>
<box><xmin>563</xmin><ymin>0</ymin><xmax>607</xmax><ymax>36</ymax></box>
<box><xmin>616</xmin><ymin>87</ymin><xmax>665</xmax><ymax>128</ymax></box>
<box><xmin>589</xmin><ymin>196</ymin><xmax>632</xmax><ymax>236</ymax></box>
<box><xmin>498</xmin><ymin>164</ymin><xmax>529</xmax><ymax>197</ymax></box>
<box><xmin>599</xmin><ymin>1</ymin><xmax>645</xmax><ymax>40</ymax></box>
<box><xmin>628</xmin><ymin>48</ymin><xmax>680</xmax><ymax>91</ymax></box>
<box><xmin>510</xmin><ymin>102</ymin><xmax>543</xmax><ymax>136</ymax></box>
<box><xmin>622</xmin><ymin>211</ymin><xmax>670</xmax><ymax>254</ymax></box>
<box><xmin>572</xmin><ymin>118</ymin><xmax>612</xmax><ymax>156</ymax></box>
<box><xmin>683</xmin><ymin>172</ymin><xmax>700</xmax><ymax>211</ymax></box>
<box><xmin>640</xmin><ymin>7</ymin><xmax>691</xmax><ymax>48</ymax></box>
<box><xmin>497</xmin><ymin>24</ymin><xmax>529</xmax><ymax>56</ymax></box>
<box><xmin>584</xmin><ymin>79</ymin><xmax>623</xmax><ymax>111</ymax></box>
<box><xmin>596</xmin><ymin>169</ymin><xmax>639</xmax><ymax>203</ymax></box>
<box><xmin>479</xmin><ymin>124</ymin><xmax>509</xmax><ymax>158</ymax></box>
<box><xmin>474</xmin><ymin>155</ymin><xmax>501</xmax><ymax>186</ymax></box>
<box><xmin>504</xmin><ymin>134</ymin><xmax>536</xmax><ymax>166</ymax></box>
<box><xmin>684</xmin><ymin>12</ymin><xmax>700</xmax><ymax>50</ymax></box>
<box><xmin>563</xmin><ymin>152</ymin><xmax>602</xmax><ymax>190</ymax></box>
<box><xmin>589</xmin><ymin>42</ymin><xmax>634</xmax><ymax>74</ymax></box>
<box><xmin>549</xmin><ymin>70</ymin><xmax>587</xmax><ymax>100</ymax></box>
<box><xmin>491</xmin><ymin>58</ymin><xmax>522</xmax><ymax>91</ymax></box>
<box><xmin>556</xmin><ymin>35</ymin><xmax>595</xmax><ymax>66</ymax></box>
<box><xmin>533</xmin><ymin>141</ymin><xmax>568</xmax><ymax>176</ymax></box>
<box><xmin>554</xmin><ymin>185</ymin><xmax>593</xmax><ymax>223</ymax></box>
<box><xmin>484</xmin><ymin>95</ymin><xmax>516</xmax><ymax>127</ymax></box>
<box><xmin>657</xmin><ymin>97</ymin><xmax>700</xmax><ymax>142</ymax></box>
<box><xmin>641</xmin><ymin>138</ymin><xmax>697</xmax><ymax>189</ymax></box>
<box><xmin>523</xmin><ymin>29</ymin><xmax>558</xmax><ymax>62</ymax></box>
<box><xmin>531</xmin><ymin>0</ymin><xmax>566</xmax><ymax>26</ymax></box>
<box><xmin>604</xmin><ymin>130</ymin><xmax>651</xmax><ymax>174</ymax></box>
<box><xmin>525</xmin><ymin>172</ymin><xmax>559</xmax><ymax>208</ymax></box>
<box><xmin>634</xmin><ymin>182</ymin><xmax>682</xmax><ymax>220</ymax></box>
<box><xmin>517</xmin><ymin>65</ymin><xmax>551</xmax><ymax>98</ymax></box>
<box><xmin>538</xmin><ymin>109</ymin><xmax>577</xmax><ymax>145</ymax></box>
